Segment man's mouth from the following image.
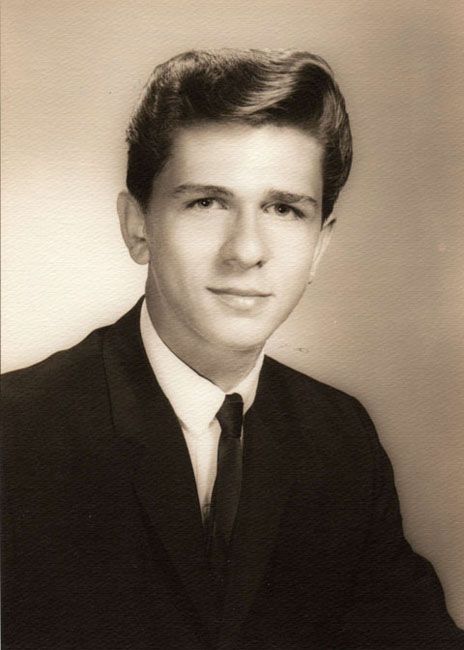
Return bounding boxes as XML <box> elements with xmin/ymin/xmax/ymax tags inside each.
<box><xmin>207</xmin><ymin>287</ymin><xmax>273</xmax><ymax>311</ymax></box>
<box><xmin>208</xmin><ymin>287</ymin><xmax>272</xmax><ymax>297</ymax></box>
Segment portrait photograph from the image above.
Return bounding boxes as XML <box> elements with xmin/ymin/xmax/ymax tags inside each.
<box><xmin>2</xmin><ymin>1</ymin><xmax>463</xmax><ymax>648</ymax></box>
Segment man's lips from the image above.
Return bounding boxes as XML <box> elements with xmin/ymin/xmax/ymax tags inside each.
<box><xmin>207</xmin><ymin>287</ymin><xmax>272</xmax><ymax>297</ymax></box>
<box><xmin>207</xmin><ymin>287</ymin><xmax>273</xmax><ymax>311</ymax></box>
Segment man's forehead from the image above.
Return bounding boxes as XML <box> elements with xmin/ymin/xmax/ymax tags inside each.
<box><xmin>169</xmin><ymin>121</ymin><xmax>322</xmax><ymax>155</ymax></box>
<box><xmin>156</xmin><ymin>122</ymin><xmax>324</xmax><ymax>196</ymax></box>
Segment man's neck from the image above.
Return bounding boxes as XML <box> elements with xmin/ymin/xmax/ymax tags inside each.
<box><xmin>184</xmin><ymin>346</ymin><xmax>262</xmax><ymax>393</ymax></box>
<box><xmin>145</xmin><ymin>303</ymin><xmax>263</xmax><ymax>393</ymax></box>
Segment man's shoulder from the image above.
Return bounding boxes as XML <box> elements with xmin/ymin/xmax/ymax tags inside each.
<box><xmin>2</xmin><ymin>325</ymin><xmax>108</xmax><ymax>418</ymax></box>
<box><xmin>2</xmin><ymin>299</ymin><xmax>142</xmax><ymax>436</ymax></box>
<box><xmin>263</xmin><ymin>354</ymin><xmax>366</xmax><ymax>414</ymax></box>
<box><xmin>261</xmin><ymin>356</ymin><xmax>381</xmax><ymax>467</ymax></box>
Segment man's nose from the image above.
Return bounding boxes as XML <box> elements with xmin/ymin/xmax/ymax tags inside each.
<box><xmin>219</xmin><ymin>208</ymin><xmax>269</xmax><ymax>270</ymax></box>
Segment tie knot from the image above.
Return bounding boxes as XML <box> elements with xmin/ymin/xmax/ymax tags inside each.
<box><xmin>216</xmin><ymin>393</ymin><xmax>244</xmax><ymax>439</ymax></box>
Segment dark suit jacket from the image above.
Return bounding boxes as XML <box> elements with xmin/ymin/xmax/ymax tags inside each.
<box><xmin>2</xmin><ymin>300</ymin><xmax>463</xmax><ymax>649</ymax></box>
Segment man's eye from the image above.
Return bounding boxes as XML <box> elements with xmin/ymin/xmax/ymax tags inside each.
<box><xmin>187</xmin><ymin>197</ymin><xmax>224</xmax><ymax>209</ymax></box>
<box><xmin>269</xmin><ymin>203</ymin><xmax>304</xmax><ymax>218</ymax></box>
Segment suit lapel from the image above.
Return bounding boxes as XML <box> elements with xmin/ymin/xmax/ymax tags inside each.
<box><xmin>218</xmin><ymin>359</ymin><xmax>302</xmax><ymax>649</ymax></box>
<box><xmin>102</xmin><ymin>300</ymin><xmax>220</xmax><ymax>637</ymax></box>
<box><xmin>102</xmin><ymin>302</ymin><xmax>323</xmax><ymax>647</ymax></box>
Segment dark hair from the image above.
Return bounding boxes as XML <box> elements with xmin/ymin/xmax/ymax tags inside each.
<box><xmin>126</xmin><ymin>49</ymin><xmax>352</xmax><ymax>222</ymax></box>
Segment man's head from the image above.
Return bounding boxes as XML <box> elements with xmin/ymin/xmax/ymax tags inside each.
<box><xmin>118</xmin><ymin>49</ymin><xmax>352</xmax><ymax>362</ymax></box>
<box><xmin>125</xmin><ymin>49</ymin><xmax>352</xmax><ymax>223</ymax></box>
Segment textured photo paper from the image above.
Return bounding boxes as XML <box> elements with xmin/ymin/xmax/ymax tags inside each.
<box><xmin>2</xmin><ymin>1</ymin><xmax>463</xmax><ymax>644</ymax></box>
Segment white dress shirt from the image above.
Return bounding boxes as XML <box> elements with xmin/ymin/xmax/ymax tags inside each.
<box><xmin>140</xmin><ymin>300</ymin><xmax>264</xmax><ymax>521</ymax></box>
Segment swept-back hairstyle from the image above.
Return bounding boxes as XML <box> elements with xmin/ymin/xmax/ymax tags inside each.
<box><xmin>126</xmin><ymin>49</ymin><xmax>352</xmax><ymax>222</ymax></box>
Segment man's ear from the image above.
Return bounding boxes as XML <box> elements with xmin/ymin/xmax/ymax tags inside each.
<box><xmin>117</xmin><ymin>191</ymin><xmax>150</xmax><ymax>265</ymax></box>
<box><xmin>308</xmin><ymin>216</ymin><xmax>336</xmax><ymax>282</ymax></box>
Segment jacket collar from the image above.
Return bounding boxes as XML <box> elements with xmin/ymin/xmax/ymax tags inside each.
<box><xmin>102</xmin><ymin>299</ymin><xmax>220</xmax><ymax>636</ymax></box>
<box><xmin>102</xmin><ymin>299</ymin><xmax>313</xmax><ymax>646</ymax></box>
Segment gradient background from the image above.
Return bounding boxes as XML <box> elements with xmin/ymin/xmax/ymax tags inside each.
<box><xmin>2</xmin><ymin>0</ymin><xmax>463</xmax><ymax>625</ymax></box>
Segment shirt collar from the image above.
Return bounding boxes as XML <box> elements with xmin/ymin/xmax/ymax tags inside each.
<box><xmin>140</xmin><ymin>299</ymin><xmax>264</xmax><ymax>436</ymax></box>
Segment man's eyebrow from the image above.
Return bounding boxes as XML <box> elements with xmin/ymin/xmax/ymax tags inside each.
<box><xmin>171</xmin><ymin>184</ymin><xmax>234</xmax><ymax>198</ymax></box>
<box><xmin>171</xmin><ymin>184</ymin><xmax>318</xmax><ymax>208</ymax></box>
<box><xmin>266</xmin><ymin>189</ymin><xmax>318</xmax><ymax>208</ymax></box>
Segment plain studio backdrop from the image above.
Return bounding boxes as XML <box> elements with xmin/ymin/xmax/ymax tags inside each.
<box><xmin>2</xmin><ymin>0</ymin><xmax>463</xmax><ymax>626</ymax></box>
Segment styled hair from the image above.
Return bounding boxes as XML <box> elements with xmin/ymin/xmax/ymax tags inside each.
<box><xmin>126</xmin><ymin>49</ymin><xmax>352</xmax><ymax>222</ymax></box>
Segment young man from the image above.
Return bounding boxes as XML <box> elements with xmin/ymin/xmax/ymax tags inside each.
<box><xmin>3</xmin><ymin>49</ymin><xmax>462</xmax><ymax>649</ymax></box>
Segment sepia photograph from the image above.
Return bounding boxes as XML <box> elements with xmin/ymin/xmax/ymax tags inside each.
<box><xmin>2</xmin><ymin>1</ymin><xmax>463</xmax><ymax>648</ymax></box>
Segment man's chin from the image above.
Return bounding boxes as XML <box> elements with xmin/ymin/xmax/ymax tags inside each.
<box><xmin>210</xmin><ymin>328</ymin><xmax>271</xmax><ymax>353</ymax></box>
<box><xmin>204</xmin><ymin>312</ymin><xmax>288</xmax><ymax>352</ymax></box>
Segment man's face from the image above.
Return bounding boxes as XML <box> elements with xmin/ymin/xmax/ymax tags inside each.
<box><xmin>139</xmin><ymin>122</ymin><xmax>331</xmax><ymax>354</ymax></box>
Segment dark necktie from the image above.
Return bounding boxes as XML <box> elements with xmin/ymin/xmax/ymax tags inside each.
<box><xmin>207</xmin><ymin>393</ymin><xmax>244</xmax><ymax>585</ymax></box>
